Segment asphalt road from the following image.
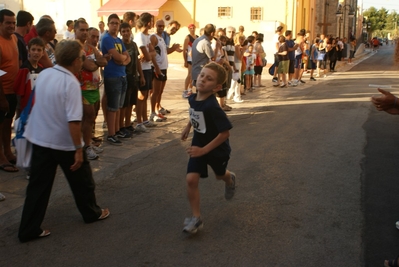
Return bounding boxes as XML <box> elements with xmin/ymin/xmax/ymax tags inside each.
<box><xmin>1</xmin><ymin>45</ymin><xmax>399</xmax><ymax>266</ymax></box>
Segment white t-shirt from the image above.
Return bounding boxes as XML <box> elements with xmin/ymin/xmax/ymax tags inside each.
<box><xmin>24</xmin><ymin>65</ymin><xmax>83</xmax><ymax>151</ymax></box>
<box><xmin>64</xmin><ymin>30</ymin><xmax>75</xmax><ymax>40</ymax></box>
<box><xmin>151</xmin><ymin>33</ymin><xmax>168</xmax><ymax>70</ymax></box>
<box><xmin>134</xmin><ymin>32</ymin><xmax>151</xmax><ymax>70</ymax></box>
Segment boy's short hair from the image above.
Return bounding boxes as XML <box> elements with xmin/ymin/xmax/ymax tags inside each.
<box><xmin>66</xmin><ymin>20</ymin><xmax>73</xmax><ymax>27</ymax></box>
<box><xmin>28</xmin><ymin>37</ymin><xmax>45</xmax><ymax>50</ymax></box>
<box><xmin>285</xmin><ymin>30</ymin><xmax>292</xmax><ymax>37</ymax></box>
<box><xmin>108</xmin><ymin>13</ymin><xmax>120</xmax><ymax>23</ymax></box>
<box><xmin>278</xmin><ymin>35</ymin><xmax>286</xmax><ymax>42</ymax></box>
<box><xmin>120</xmin><ymin>22</ymin><xmax>131</xmax><ymax>31</ymax></box>
<box><xmin>203</xmin><ymin>62</ymin><xmax>227</xmax><ymax>85</ymax></box>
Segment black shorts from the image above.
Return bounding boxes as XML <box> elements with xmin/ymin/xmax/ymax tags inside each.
<box><xmin>153</xmin><ymin>69</ymin><xmax>167</xmax><ymax>81</ymax></box>
<box><xmin>254</xmin><ymin>66</ymin><xmax>263</xmax><ymax>75</ymax></box>
<box><xmin>139</xmin><ymin>70</ymin><xmax>153</xmax><ymax>91</ymax></box>
<box><xmin>289</xmin><ymin>60</ymin><xmax>295</xmax><ymax>74</ymax></box>
<box><xmin>123</xmin><ymin>75</ymin><xmax>138</xmax><ymax>107</ymax></box>
<box><xmin>5</xmin><ymin>94</ymin><xmax>17</xmax><ymax>119</ymax></box>
<box><xmin>216</xmin><ymin>88</ymin><xmax>227</xmax><ymax>98</ymax></box>
<box><xmin>187</xmin><ymin>154</ymin><xmax>230</xmax><ymax>178</ymax></box>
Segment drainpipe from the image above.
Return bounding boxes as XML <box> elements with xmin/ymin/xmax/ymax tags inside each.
<box><xmin>193</xmin><ymin>0</ymin><xmax>196</xmax><ymax>25</ymax></box>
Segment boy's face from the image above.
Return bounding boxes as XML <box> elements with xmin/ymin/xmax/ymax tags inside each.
<box><xmin>248</xmin><ymin>46</ymin><xmax>253</xmax><ymax>53</ymax></box>
<box><xmin>196</xmin><ymin>68</ymin><xmax>221</xmax><ymax>93</ymax></box>
<box><xmin>120</xmin><ymin>27</ymin><xmax>131</xmax><ymax>41</ymax></box>
<box><xmin>29</xmin><ymin>44</ymin><xmax>44</xmax><ymax>62</ymax></box>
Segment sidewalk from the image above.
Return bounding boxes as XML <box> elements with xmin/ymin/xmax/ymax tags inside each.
<box><xmin>0</xmin><ymin>51</ymin><xmax>371</xmax><ymax>222</ymax></box>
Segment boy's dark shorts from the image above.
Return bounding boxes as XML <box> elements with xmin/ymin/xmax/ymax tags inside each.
<box><xmin>153</xmin><ymin>69</ymin><xmax>167</xmax><ymax>82</ymax></box>
<box><xmin>123</xmin><ymin>75</ymin><xmax>138</xmax><ymax>107</ymax></box>
<box><xmin>139</xmin><ymin>69</ymin><xmax>153</xmax><ymax>91</ymax></box>
<box><xmin>187</xmin><ymin>154</ymin><xmax>230</xmax><ymax>178</ymax></box>
<box><xmin>254</xmin><ymin>66</ymin><xmax>263</xmax><ymax>75</ymax></box>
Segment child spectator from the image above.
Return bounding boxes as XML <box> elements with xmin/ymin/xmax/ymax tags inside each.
<box><xmin>14</xmin><ymin>37</ymin><xmax>45</xmax><ymax>112</ymax></box>
<box><xmin>181</xmin><ymin>62</ymin><xmax>236</xmax><ymax>234</ymax></box>
<box><xmin>243</xmin><ymin>44</ymin><xmax>256</xmax><ymax>92</ymax></box>
<box><xmin>274</xmin><ymin>35</ymin><xmax>289</xmax><ymax>88</ymax></box>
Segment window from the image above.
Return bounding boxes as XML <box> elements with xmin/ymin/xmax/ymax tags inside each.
<box><xmin>218</xmin><ymin>7</ymin><xmax>232</xmax><ymax>18</ymax></box>
<box><xmin>250</xmin><ymin>7</ymin><xmax>262</xmax><ymax>21</ymax></box>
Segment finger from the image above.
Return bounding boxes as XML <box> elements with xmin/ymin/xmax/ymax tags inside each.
<box><xmin>377</xmin><ymin>88</ymin><xmax>390</xmax><ymax>95</ymax></box>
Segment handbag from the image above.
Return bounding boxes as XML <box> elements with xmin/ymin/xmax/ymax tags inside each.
<box><xmin>13</xmin><ymin>87</ymin><xmax>34</xmax><ymax>168</ymax></box>
<box><xmin>261</xmin><ymin>57</ymin><xmax>267</xmax><ymax>67</ymax></box>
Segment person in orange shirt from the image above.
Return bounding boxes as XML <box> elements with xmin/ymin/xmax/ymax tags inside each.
<box><xmin>0</xmin><ymin>9</ymin><xmax>19</xmax><ymax>172</ymax></box>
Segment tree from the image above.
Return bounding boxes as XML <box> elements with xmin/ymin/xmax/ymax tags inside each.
<box><xmin>364</xmin><ymin>7</ymin><xmax>388</xmax><ymax>32</ymax></box>
<box><xmin>386</xmin><ymin>11</ymin><xmax>399</xmax><ymax>30</ymax></box>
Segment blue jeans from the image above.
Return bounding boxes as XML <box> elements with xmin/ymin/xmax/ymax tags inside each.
<box><xmin>104</xmin><ymin>76</ymin><xmax>127</xmax><ymax>111</ymax></box>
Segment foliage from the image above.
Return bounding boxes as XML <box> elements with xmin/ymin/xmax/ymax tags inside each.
<box><xmin>364</xmin><ymin>7</ymin><xmax>398</xmax><ymax>38</ymax></box>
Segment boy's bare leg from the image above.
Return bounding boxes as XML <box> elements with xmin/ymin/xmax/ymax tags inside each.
<box><xmin>186</xmin><ymin>173</ymin><xmax>201</xmax><ymax>217</ymax></box>
<box><xmin>215</xmin><ymin>170</ymin><xmax>233</xmax><ymax>185</ymax></box>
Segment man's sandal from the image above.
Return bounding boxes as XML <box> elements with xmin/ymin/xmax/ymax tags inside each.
<box><xmin>98</xmin><ymin>208</ymin><xmax>110</xmax><ymax>220</ymax></box>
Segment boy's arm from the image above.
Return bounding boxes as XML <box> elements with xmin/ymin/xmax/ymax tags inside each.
<box><xmin>181</xmin><ymin>120</ymin><xmax>192</xmax><ymax>141</ymax></box>
<box><xmin>188</xmin><ymin>130</ymin><xmax>230</xmax><ymax>157</ymax></box>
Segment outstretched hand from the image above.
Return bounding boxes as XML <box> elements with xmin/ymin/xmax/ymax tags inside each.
<box><xmin>371</xmin><ymin>88</ymin><xmax>399</xmax><ymax>114</ymax></box>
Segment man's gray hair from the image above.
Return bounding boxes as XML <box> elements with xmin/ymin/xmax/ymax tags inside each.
<box><xmin>36</xmin><ymin>18</ymin><xmax>54</xmax><ymax>37</ymax></box>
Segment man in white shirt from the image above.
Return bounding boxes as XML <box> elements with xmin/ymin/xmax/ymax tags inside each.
<box><xmin>18</xmin><ymin>40</ymin><xmax>109</xmax><ymax>243</ymax></box>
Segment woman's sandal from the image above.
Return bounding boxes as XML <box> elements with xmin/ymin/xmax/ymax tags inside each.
<box><xmin>98</xmin><ymin>208</ymin><xmax>110</xmax><ymax>220</ymax></box>
<box><xmin>385</xmin><ymin>256</ymin><xmax>399</xmax><ymax>267</ymax></box>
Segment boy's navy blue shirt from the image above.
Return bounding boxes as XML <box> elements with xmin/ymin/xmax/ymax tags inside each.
<box><xmin>188</xmin><ymin>93</ymin><xmax>232</xmax><ymax>158</ymax></box>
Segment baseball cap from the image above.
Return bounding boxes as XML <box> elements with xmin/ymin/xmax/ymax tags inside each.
<box><xmin>188</xmin><ymin>23</ymin><xmax>195</xmax><ymax>29</ymax></box>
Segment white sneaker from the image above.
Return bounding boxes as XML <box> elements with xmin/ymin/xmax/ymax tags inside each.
<box><xmin>135</xmin><ymin>124</ymin><xmax>149</xmax><ymax>133</ymax></box>
<box><xmin>86</xmin><ymin>146</ymin><xmax>99</xmax><ymax>160</ymax></box>
<box><xmin>150</xmin><ymin>113</ymin><xmax>162</xmax><ymax>122</ymax></box>
<box><xmin>233</xmin><ymin>98</ymin><xmax>244</xmax><ymax>103</ymax></box>
<box><xmin>91</xmin><ymin>144</ymin><xmax>104</xmax><ymax>154</ymax></box>
<box><xmin>143</xmin><ymin>120</ymin><xmax>156</xmax><ymax>127</ymax></box>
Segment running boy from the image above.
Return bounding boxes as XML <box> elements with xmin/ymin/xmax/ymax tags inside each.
<box><xmin>181</xmin><ymin>62</ymin><xmax>236</xmax><ymax>234</ymax></box>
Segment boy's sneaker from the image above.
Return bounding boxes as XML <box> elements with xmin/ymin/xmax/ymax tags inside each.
<box><xmin>150</xmin><ymin>113</ymin><xmax>163</xmax><ymax>122</ymax></box>
<box><xmin>157</xmin><ymin>113</ymin><xmax>167</xmax><ymax>121</ymax></box>
<box><xmin>91</xmin><ymin>144</ymin><xmax>104</xmax><ymax>154</ymax></box>
<box><xmin>86</xmin><ymin>146</ymin><xmax>99</xmax><ymax>160</ymax></box>
<box><xmin>143</xmin><ymin>120</ymin><xmax>156</xmax><ymax>127</ymax></box>
<box><xmin>225</xmin><ymin>172</ymin><xmax>236</xmax><ymax>200</ymax></box>
<box><xmin>107</xmin><ymin>135</ymin><xmax>122</xmax><ymax>146</ymax></box>
<box><xmin>183</xmin><ymin>216</ymin><xmax>203</xmax><ymax>234</ymax></box>
<box><xmin>119</xmin><ymin>128</ymin><xmax>133</xmax><ymax>138</ymax></box>
<box><xmin>272</xmin><ymin>77</ymin><xmax>278</xmax><ymax>83</ymax></box>
<box><xmin>160</xmin><ymin>107</ymin><xmax>170</xmax><ymax>114</ymax></box>
<box><xmin>115</xmin><ymin>130</ymin><xmax>127</xmax><ymax>138</ymax></box>
<box><xmin>126</xmin><ymin>125</ymin><xmax>137</xmax><ymax>134</ymax></box>
<box><xmin>310</xmin><ymin>77</ymin><xmax>316</xmax><ymax>81</ymax></box>
<box><xmin>135</xmin><ymin>124</ymin><xmax>150</xmax><ymax>133</ymax></box>
<box><xmin>299</xmin><ymin>79</ymin><xmax>306</xmax><ymax>84</ymax></box>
